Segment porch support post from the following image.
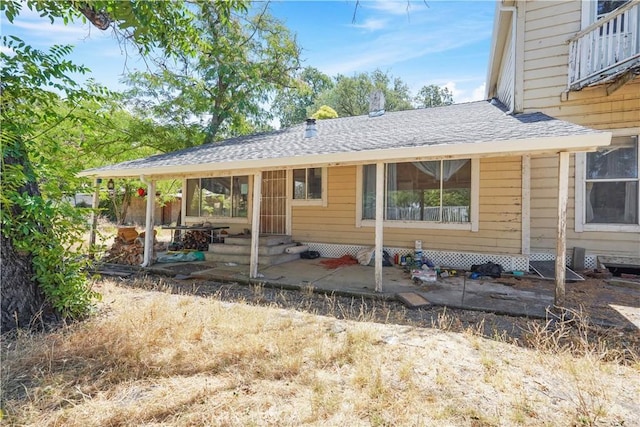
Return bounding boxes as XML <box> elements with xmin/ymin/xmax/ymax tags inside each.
<box><xmin>374</xmin><ymin>161</ymin><xmax>384</xmax><ymax>292</ymax></box>
<box><xmin>141</xmin><ymin>176</ymin><xmax>156</xmax><ymax>267</ymax></box>
<box><xmin>250</xmin><ymin>171</ymin><xmax>262</xmax><ymax>279</ymax></box>
<box><xmin>521</xmin><ymin>155</ymin><xmax>531</xmax><ymax>257</ymax></box>
<box><xmin>554</xmin><ymin>152</ymin><xmax>569</xmax><ymax>307</ymax></box>
<box><xmin>88</xmin><ymin>178</ymin><xmax>101</xmax><ymax>258</ymax></box>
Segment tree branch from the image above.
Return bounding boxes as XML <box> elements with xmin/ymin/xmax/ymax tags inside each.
<box><xmin>77</xmin><ymin>3</ymin><xmax>112</xmax><ymax>30</ymax></box>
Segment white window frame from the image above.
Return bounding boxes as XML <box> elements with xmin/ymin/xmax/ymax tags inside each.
<box><xmin>581</xmin><ymin>0</ymin><xmax>631</xmax><ymax>28</ymax></box>
<box><xmin>575</xmin><ymin>132</ymin><xmax>640</xmax><ymax>233</ymax></box>
<box><xmin>355</xmin><ymin>159</ymin><xmax>479</xmax><ymax>231</ymax></box>
<box><xmin>182</xmin><ymin>174</ymin><xmax>251</xmax><ymax>224</ymax></box>
<box><xmin>290</xmin><ymin>167</ymin><xmax>327</xmax><ymax>207</ymax></box>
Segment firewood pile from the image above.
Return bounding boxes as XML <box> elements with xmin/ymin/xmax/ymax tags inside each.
<box><xmin>103</xmin><ymin>227</ymin><xmax>165</xmax><ymax>265</ymax></box>
<box><xmin>182</xmin><ymin>230</ymin><xmax>210</xmax><ymax>251</ymax></box>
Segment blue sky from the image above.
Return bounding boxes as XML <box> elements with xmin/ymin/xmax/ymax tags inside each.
<box><xmin>2</xmin><ymin>0</ymin><xmax>496</xmax><ymax>105</ymax></box>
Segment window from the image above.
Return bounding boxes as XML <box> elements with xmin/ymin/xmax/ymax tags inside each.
<box><xmin>598</xmin><ymin>0</ymin><xmax>629</xmax><ymax>17</ymax></box>
<box><xmin>362</xmin><ymin>160</ymin><xmax>472</xmax><ymax>223</ymax></box>
<box><xmin>585</xmin><ymin>136</ymin><xmax>638</xmax><ymax>225</ymax></box>
<box><xmin>186</xmin><ymin>176</ymin><xmax>249</xmax><ymax>218</ymax></box>
<box><xmin>293</xmin><ymin>167</ymin><xmax>323</xmax><ymax>200</ymax></box>
<box><xmin>596</xmin><ymin>0</ymin><xmax>630</xmax><ymax>35</ymax></box>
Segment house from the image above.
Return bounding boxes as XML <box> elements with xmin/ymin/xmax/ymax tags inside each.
<box><xmin>486</xmin><ymin>0</ymin><xmax>640</xmax><ymax>270</ymax></box>
<box><xmin>80</xmin><ymin>99</ymin><xmax>610</xmax><ymax>300</ymax></box>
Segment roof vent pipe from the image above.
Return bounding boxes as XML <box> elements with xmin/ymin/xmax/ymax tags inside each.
<box><xmin>304</xmin><ymin>118</ymin><xmax>317</xmax><ymax>138</ymax></box>
<box><xmin>368</xmin><ymin>90</ymin><xmax>385</xmax><ymax>117</ymax></box>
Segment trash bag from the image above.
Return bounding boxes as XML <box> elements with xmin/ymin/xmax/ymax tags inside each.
<box><xmin>382</xmin><ymin>250</ymin><xmax>393</xmax><ymax>267</ymax></box>
<box><xmin>300</xmin><ymin>250</ymin><xmax>320</xmax><ymax>259</ymax></box>
<box><xmin>356</xmin><ymin>247</ymin><xmax>393</xmax><ymax>266</ymax></box>
<box><xmin>470</xmin><ymin>261</ymin><xmax>503</xmax><ymax>278</ymax></box>
<box><xmin>356</xmin><ymin>247</ymin><xmax>375</xmax><ymax>265</ymax></box>
<box><xmin>157</xmin><ymin>251</ymin><xmax>204</xmax><ymax>263</ymax></box>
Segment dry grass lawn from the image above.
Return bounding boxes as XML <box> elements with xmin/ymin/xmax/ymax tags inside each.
<box><xmin>1</xmin><ymin>279</ymin><xmax>639</xmax><ymax>426</ymax></box>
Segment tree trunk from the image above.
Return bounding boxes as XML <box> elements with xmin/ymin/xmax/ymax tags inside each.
<box><xmin>1</xmin><ymin>143</ymin><xmax>59</xmax><ymax>332</ymax></box>
<box><xmin>0</xmin><ymin>234</ymin><xmax>57</xmax><ymax>331</ymax></box>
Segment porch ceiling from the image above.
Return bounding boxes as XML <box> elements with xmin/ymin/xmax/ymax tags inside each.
<box><xmin>80</xmin><ymin>99</ymin><xmax>611</xmax><ymax>179</ymax></box>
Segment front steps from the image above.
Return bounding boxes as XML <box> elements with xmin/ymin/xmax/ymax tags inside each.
<box><xmin>204</xmin><ymin>234</ymin><xmax>302</xmax><ymax>266</ymax></box>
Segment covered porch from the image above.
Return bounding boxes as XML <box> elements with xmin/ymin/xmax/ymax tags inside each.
<box><xmin>80</xmin><ymin>100</ymin><xmax>613</xmax><ymax>307</ymax></box>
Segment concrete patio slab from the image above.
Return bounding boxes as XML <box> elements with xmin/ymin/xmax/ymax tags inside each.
<box><xmin>143</xmin><ymin>257</ymin><xmax>640</xmax><ymax>329</ymax></box>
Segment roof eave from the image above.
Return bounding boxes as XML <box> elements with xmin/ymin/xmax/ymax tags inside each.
<box><xmin>79</xmin><ymin>132</ymin><xmax>612</xmax><ymax>179</ymax></box>
<box><xmin>485</xmin><ymin>1</ymin><xmax>516</xmax><ymax>99</ymax></box>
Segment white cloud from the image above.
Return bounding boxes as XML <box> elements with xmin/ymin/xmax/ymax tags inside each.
<box><xmin>315</xmin><ymin>1</ymin><xmax>493</xmax><ymax>77</ymax></box>
<box><xmin>443</xmin><ymin>81</ymin><xmax>487</xmax><ymax>103</ymax></box>
<box><xmin>444</xmin><ymin>81</ymin><xmax>459</xmax><ymax>97</ymax></box>
<box><xmin>362</xmin><ymin>0</ymin><xmax>429</xmax><ymax>17</ymax></box>
<box><xmin>351</xmin><ymin>18</ymin><xmax>388</xmax><ymax>32</ymax></box>
<box><xmin>5</xmin><ymin>10</ymin><xmax>112</xmax><ymax>47</ymax></box>
<box><xmin>12</xmin><ymin>20</ymin><xmax>89</xmax><ymax>36</ymax></box>
<box><xmin>471</xmin><ymin>83</ymin><xmax>487</xmax><ymax>101</ymax></box>
<box><xmin>320</xmin><ymin>23</ymin><xmax>490</xmax><ymax>76</ymax></box>
<box><xmin>0</xmin><ymin>45</ymin><xmax>15</xmax><ymax>55</ymax></box>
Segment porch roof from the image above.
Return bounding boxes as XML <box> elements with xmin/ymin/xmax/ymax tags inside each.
<box><xmin>80</xmin><ymin>99</ymin><xmax>611</xmax><ymax>178</ymax></box>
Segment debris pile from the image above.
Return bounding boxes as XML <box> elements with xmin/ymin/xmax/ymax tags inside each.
<box><xmin>103</xmin><ymin>227</ymin><xmax>165</xmax><ymax>265</ymax></box>
<box><xmin>182</xmin><ymin>230</ymin><xmax>210</xmax><ymax>251</ymax></box>
<box><xmin>320</xmin><ymin>255</ymin><xmax>359</xmax><ymax>269</ymax></box>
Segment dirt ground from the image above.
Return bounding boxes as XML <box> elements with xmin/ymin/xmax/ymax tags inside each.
<box><xmin>494</xmin><ymin>274</ymin><xmax>640</xmax><ymax>330</ymax></box>
<box><xmin>115</xmin><ymin>268</ymin><xmax>640</xmax><ymax>358</ymax></box>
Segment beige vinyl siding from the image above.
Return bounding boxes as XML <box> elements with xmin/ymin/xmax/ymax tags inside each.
<box><xmin>496</xmin><ymin>18</ymin><xmax>515</xmax><ymax>111</ymax></box>
<box><xmin>520</xmin><ymin>1</ymin><xmax>640</xmax><ymax>258</ymax></box>
<box><xmin>522</xmin><ymin>1</ymin><xmax>581</xmax><ymax>111</ymax></box>
<box><xmin>527</xmin><ymin>83</ymin><xmax>640</xmax><ymax>129</ymax></box>
<box><xmin>291</xmin><ymin>165</ymin><xmax>367</xmax><ymax>244</ymax></box>
<box><xmin>531</xmin><ymin>155</ymin><xmax>640</xmax><ymax>256</ymax></box>
<box><xmin>291</xmin><ymin>159</ymin><xmax>523</xmax><ymax>255</ymax></box>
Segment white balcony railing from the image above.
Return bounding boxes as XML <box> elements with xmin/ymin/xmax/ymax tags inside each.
<box><xmin>568</xmin><ymin>0</ymin><xmax>640</xmax><ymax>90</ymax></box>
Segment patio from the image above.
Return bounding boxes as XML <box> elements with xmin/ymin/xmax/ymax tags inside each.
<box><xmin>144</xmin><ymin>257</ymin><xmax>640</xmax><ymax>332</ymax></box>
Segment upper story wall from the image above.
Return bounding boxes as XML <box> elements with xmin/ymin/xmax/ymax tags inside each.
<box><xmin>521</xmin><ymin>1</ymin><xmax>640</xmax><ymax>129</ymax></box>
<box><xmin>522</xmin><ymin>1</ymin><xmax>580</xmax><ymax>111</ymax></box>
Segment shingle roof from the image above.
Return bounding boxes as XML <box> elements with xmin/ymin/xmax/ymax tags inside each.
<box><xmin>81</xmin><ymin>99</ymin><xmax>607</xmax><ymax>177</ymax></box>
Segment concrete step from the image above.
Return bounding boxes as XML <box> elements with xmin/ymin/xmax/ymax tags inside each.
<box><xmin>223</xmin><ymin>234</ymin><xmax>292</xmax><ymax>247</ymax></box>
<box><xmin>203</xmin><ymin>251</ymin><xmax>301</xmax><ymax>266</ymax></box>
<box><xmin>208</xmin><ymin>242</ymin><xmax>299</xmax><ymax>256</ymax></box>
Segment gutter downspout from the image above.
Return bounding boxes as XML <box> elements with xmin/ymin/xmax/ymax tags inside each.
<box><xmin>140</xmin><ymin>175</ymin><xmax>156</xmax><ymax>268</ymax></box>
<box><xmin>500</xmin><ymin>4</ymin><xmax>517</xmax><ymax>115</ymax></box>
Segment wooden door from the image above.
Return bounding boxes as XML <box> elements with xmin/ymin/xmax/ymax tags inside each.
<box><xmin>260</xmin><ymin>170</ymin><xmax>287</xmax><ymax>234</ymax></box>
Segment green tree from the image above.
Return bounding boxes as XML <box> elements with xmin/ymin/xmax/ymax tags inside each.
<box><xmin>124</xmin><ymin>3</ymin><xmax>301</xmax><ymax>144</ymax></box>
<box><xmin>314</xmin><ymin>69</ymin><xmax>413</xmax><ymax>118</ymax></box>
<box><xmin>272</xmin><ymin>66</ymin><xmax>333</xmax><ymax>128</ymax></box>
<box><xmin>311</xmin><ymin>105</ymin><xmax>339</xmax><ymax>120</ymax></box>
<box><xmin>414</xmin><ymin>84</ymin><xmax>454</xmax><ymax>108</ymax></box>
<box><xmin>1</xmin><ymin>39</ymin><xmax>103</xmax><ymax>330</ymax></box>
<box><xmin>1</xmin><ymin>0</ymin><xmax>249</xmax><ymax>331</ymax></box>
<box><xmin>371</xmin><ymin>69</ymin><xmax>413</xmax><ymax>112</ymax></box>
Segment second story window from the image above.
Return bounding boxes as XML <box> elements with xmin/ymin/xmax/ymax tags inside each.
<box><xmin>596</xmin><ymin>0</ymin><xmax>630</xmax><ymax>34</ymax></box>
